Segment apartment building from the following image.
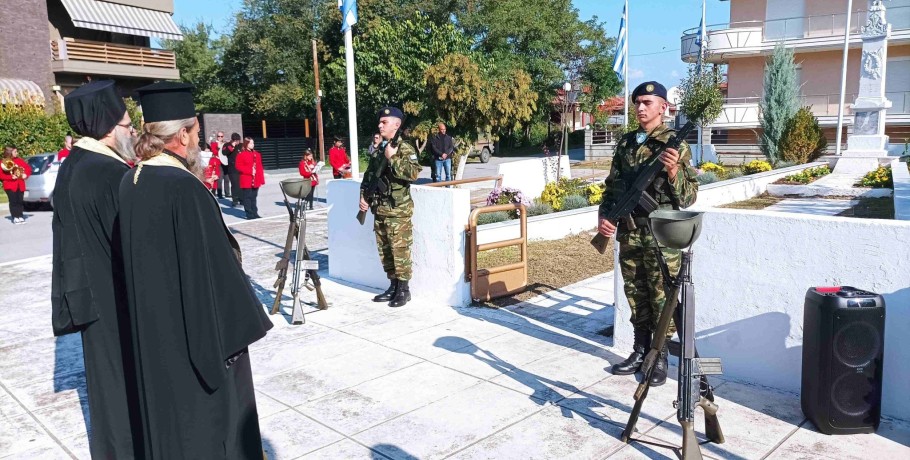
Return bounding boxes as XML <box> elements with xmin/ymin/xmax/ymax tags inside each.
<box><xmin>680</xmin><ymin>0</ymin><xmax>910</xmax><ymax>158</ymax></box>
<box><xmin>0</xmin><ymin>0</ymin><xmax>182</xmax><ymax>107</ymax></box>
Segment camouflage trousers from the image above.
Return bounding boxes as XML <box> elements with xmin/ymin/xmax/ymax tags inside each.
<box><xmin>618</xmin><ymin>228</ymin><xmax>680</xmax><ymax>337</ymax></box>
<box><xmin>374</xmin><ymin>215</ymin><xmax>414</xmax><ymax>281</ymax></box>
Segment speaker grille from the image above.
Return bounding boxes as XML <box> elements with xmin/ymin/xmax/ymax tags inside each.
<box><xmin>833</xmin><ymin>321</ymin><xmax>882</xmax><ymax>368</ymax></box>
<box><xmin>831</xmin><ymin>372</ymin><xmax>876</xmax><ymax>418</ymax></box>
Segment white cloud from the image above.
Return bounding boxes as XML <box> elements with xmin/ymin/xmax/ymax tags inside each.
<box><xmin>670</xmin><ymin>70</ymin><xmax>680</xmax><ymax>78</ymax></box>
<box><xmin>628</xmin><ymin>68</ymin><xmax>645</xmax><ymax>79</ymax></box>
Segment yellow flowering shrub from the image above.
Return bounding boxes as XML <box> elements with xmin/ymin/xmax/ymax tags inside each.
<box><xmin>540</xmin><ymin>181</ymin><xmax>567</xmax><ymax>210</ymax></box>
<box><xmin>700</xmin><ymin>162</ymin><xmax>726</xmax><ymax>177</ymax></box>
<box><xmin>858</xmin><ymin>166</ymin><xmax>892</xmax><ymax>188</ymax></box>
<box><xmin>743</xmin><ymin>160</ymin><xmax>773</xmax><ymax>175</ymax></box>
<box><xmin>585</xmin><ymin>183</ymin><xmax>605</xmax><ymax>205</ymax></box>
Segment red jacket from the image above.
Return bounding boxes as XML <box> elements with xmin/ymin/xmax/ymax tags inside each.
<box><xmin>0</xmin><ymin>157</ymin><xmax>30</xmax><ymax>192</ymax></box>
<box><xmin>204</xmin><ymin>156</ymin><xmax>221</xmax><ymax>190</ymax></box>
<box><xmin>329</xmin><ymin>146</ymin><xmax>350</xmax><ymax>176</ymax></box>
<box><xmin>57</xmin><ymin>148</ymin><xmax>70</xmax><ymax>161</ymax></box>
<box><xmin>299</xmin><ymin>159</ymin><xmax>319</xmax><ymax>186</ymax></box>
<box><xmin>235</xmin><ymin>149</ymin><xmax>265</xmax><ymax>189</ymax></box>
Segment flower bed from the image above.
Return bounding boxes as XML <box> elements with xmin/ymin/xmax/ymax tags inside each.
<box><xmin>772</xmin><ymin>165</ymin><xmax>831</xmax><ymax>185</ymax></box>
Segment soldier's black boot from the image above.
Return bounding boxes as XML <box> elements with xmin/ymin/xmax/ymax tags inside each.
<box><xmin>648</xmin><ymin>342</ymin><xmax>669</xmax><ymax>387</ymax></box>
<box><xmin>389</xmin><ymin>280</ymin><xmax>411</xmax><ymax>308</ymax></box>
<box><xmin>610</xmin><ymin>328</ymin><xmax>652</xmax><ymax>375</ymax></box>
<box><xmin>373</xmin><ymin>279</ymin><xmax>398</xmax><ymax>302</ymax></box>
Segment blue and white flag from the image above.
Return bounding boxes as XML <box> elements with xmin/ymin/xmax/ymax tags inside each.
<box><xmin>612</xmin><ymin>4</ymin><xmax>627</xmax><ymax>78</ymax></box>
<box><xmin>339</xmin><ymin>0</ymin><xmax>358</xmax><ymax>32</ymax></box>
<box><xmin>695</xmin><ymin>0</ymin><xmax>707</xmax><ymax>49</ymax></box>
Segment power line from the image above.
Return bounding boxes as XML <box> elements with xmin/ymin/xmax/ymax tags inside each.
<box><xmin>631</xmin><ymin>48</ymin><xmax>680</xmax><ymax>57</ymax></box>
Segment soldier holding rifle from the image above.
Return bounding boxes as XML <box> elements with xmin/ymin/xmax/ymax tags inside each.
<box><xmin>358</xmin><ymin>107</ymin><xmax>421</xmax><ymax>308</ymax></box>
<box><xmin>598</xmin><ymin>81</ymin><xmax>699</xmax><ymax>386</ymax></box>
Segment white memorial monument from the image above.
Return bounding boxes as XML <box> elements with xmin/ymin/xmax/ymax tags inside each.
<box><xmin>835</xmin><ymin>0</ymin><xmax>894</xmax><ymax>174</ymax></box>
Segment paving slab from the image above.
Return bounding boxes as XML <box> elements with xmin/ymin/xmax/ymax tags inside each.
<box><xmin>0</xmin><ymin>387</ymin><xmax>27</xmax><ymax>420</ymax></box>
<box><xmin>353</xmin><ymin>382</ymin><xmax>543</xmax><ymax>460</ymax></box>
<box><xmin>298</xmin><ymin>438</ymin><xmax>386</xmax><ymax>459</ymax></box>
<box><xmin>0</xmin><ymin>413</ymin><xmax>57</xmax><ymax>457</ymax></box>
<box><xmin>764</xmin><ymin>198</ymin><xmax>857</xmax><ymax>216</ymax></box>
<box><xmin>382</xmin><ymin>316</ymin><xmax>518</xmax><ymax>360</ymax></box>
<box><xmin>297</xmin><ymin>361</ymin><xmax>481</xmax><ymax>435</ymax></box>
<box><xmin>258</xmin><ymin>409</ymin><xmax>344</xmax><ymax>459</ymax></box>
<box><xmin>767</xmin><ymin>417</ymin><xmax>910</xmax><ymax>460</ymax></box>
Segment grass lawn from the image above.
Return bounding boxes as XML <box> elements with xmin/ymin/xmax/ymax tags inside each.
<box><xmin>475</xmin><ymin>231</ymin><xmax>614</xmax><ymax>307</ymax></box>
<box><xmin>719</xmin><ymin>192</ymin><xmax>783</xmax><ymax>210</ymax></box>
<box><xmin>0</xmin><ymin>193</ymin><xmax>6</xmax><ymax>204</ymax></box>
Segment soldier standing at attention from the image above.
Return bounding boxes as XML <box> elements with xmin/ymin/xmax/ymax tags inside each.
<box><xmin>597</xmin><ymin>81</ymin><xmax>699</xmax><ymax>386</ymax></box>
<box><xmin>359</xmin><ymin>107</ymin><xmax>422</xmax><ymax>308</ymax></box>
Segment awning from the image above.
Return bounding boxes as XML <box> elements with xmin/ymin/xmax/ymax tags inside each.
<box><xmin>60</xmin><ymin>0</ymin><xmax>183</xmax><ymax>41</ymax></box>
<box><xmin>0</xmin><ymin>79</ymin><xmax>46</xmax><ymax>105</ymax></box>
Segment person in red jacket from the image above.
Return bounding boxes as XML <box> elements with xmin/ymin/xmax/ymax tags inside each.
<box><xmin>203</xmin><ymin>141</ymin><xmax>222</xmax><ymax>195</ymax></box>
<box><xmin>235</xmin><ymin>137</ymin><xmax>265</xmax><ymax>219</ymax></box>
<box><xmin>57</xmin><ymin>135</ymin><xmax>73</xmax><ymax>161</ymax></box>
<box><xmin>1</xmin><ymin>146</ymin><xmax>31</xmax><ymax>224</ymax></box>
<box><xmin>328</xmin><ymin>137</ymin><xmax>351</xmax><ymax>179</ymax></box>
<box><xmin>298</xmin><ymin>148</ymin><xmax>319</xmax><ymax>210</ymax></box>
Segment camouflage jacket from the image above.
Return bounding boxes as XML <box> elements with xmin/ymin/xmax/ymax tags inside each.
<box><xmin>598</xmin><ymin>123</ymin><xmax>698</xmax><ymax>233</ymax></box>
<box><xmin>362</xmin><ymin>140</ymin><xmax>422</xmax><ymax>218</ymax></box>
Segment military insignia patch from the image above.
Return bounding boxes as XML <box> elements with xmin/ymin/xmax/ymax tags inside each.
<box><xmin>384</xmin><ymin>109</ymin><xmax>390</xmax><ymax>115</ymax></box>
<box><xmin>646</xmin><ymin>84</ymin><xmax>654</xmax><ymax>92</ymax></box>
<box><xmin>635</xmin><ymin>132</ymin><xmax>648</xmax><ymax>144</ymax></box>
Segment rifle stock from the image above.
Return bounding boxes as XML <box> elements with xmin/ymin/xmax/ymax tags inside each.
<box><xmin>270</xmin><ymin>220</ymin><xmax>298</xmax><ymax>315</ymax></box>
<box><xmin>356</xmin><ymin>209</ymin><xmax>367</xmax><ymax>225</ymax></box>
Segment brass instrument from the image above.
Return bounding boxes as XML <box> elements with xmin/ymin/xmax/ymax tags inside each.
<box><xmin>1</xmin><ymin>159</ymin><xmax>23</xmax><ymax>179</ymax></box>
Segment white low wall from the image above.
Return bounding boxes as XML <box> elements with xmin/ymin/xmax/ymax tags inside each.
<box><xmin>892</xmin><ymin>158</ymin><xmax>910</xmax><ymax>221</ymax></box>
<box><xmin>327</xmin><ymin>180</ymin><xmax>472</xmax><ymax>307</ymax></box>
<box><xmin>690</xmin><ymin>162</ymin><xmax>828</xmax><ymax>209</ymax></box>
<box><xmin>475</xmin><ymin>206</ymin><xmax>598</xmax><ymax>245</ymax></box>
<box><xmin>615</xmin><ymin>208</ymin><xmax>910</xmax><ymax>420</ymax></box>
<box><xmin>497</xmin><ymin>157</ymin><xmax>571</xmax><ymax>202</ymax></box>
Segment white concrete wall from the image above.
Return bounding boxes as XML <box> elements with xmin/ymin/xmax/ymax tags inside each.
<box><xmin>475</xmin><ymin>206</ymin><xmax>598</xmax><ymax>245</ymax></box>
<box><xmin>616</xmin><ymin>208</ymin><xmax>910</xmax><ymax>421</ymax></box>
<box><xmin>497</xmin><ymin>157</ymin><xmax>572</xmax><ymax>202</ymax></box>
<box><xmin>690</xmin><ymin>162</ymin><xmax>828</xmax><ymax>209</ymax></box>
<box><xmin>327</xmin><ymin>180</ymin><xmax>472</xmax><ymax>307</ymax></box>
<box><xmin>892</xmin><ymin>158</ymin><xmax>910</xmax><ymax>220</ymax></box>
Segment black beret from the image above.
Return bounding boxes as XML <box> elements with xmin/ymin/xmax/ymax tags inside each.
<box><xmin>136</xmin><ymin>81</ymin><xmax>196</xmax><ymax>123</ymax></box>
<box><xmin>378</xmin><ymin>106</ymin><xmax>404</xmax><ymax>120</ymax></box>
<box><xmin>64</xmin><ymin>81</ymin><xmax>127</xmax><ymax>139</ymax></box>
<box><xmin>631</xmin><ymin>81</ymin><xmax>668</xmax><ymax>102</ymax></box>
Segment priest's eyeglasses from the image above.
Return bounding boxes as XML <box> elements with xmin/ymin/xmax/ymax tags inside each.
<box><xmin>117</xmin><ymin>122</ymin><xmax>136</xmax><ymax>133</ymax></box>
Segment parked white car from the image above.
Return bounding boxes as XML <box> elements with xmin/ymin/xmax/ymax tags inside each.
<box><xmin>23</xmin><ymin>152</ymin><xmax>61</xmax><ymax>209</ymax></box>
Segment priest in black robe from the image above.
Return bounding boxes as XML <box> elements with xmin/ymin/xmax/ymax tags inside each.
<box><xmin>52</xmin><ymin>80</ymin><xmax>141</xmax><ymax>458</ymax></box>
<box><xmin>119</xmin><ymin>81</ymin><xmax>273</xmax><ymax>459</ymax></box>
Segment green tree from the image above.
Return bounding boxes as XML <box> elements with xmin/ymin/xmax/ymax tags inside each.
<box><xmin>678</xmin><ymin>59</ymin><xmax>724</xmax><ymax>162</ymax></box>
<box><xmin>779</xmin><ymin>106</ymin><xmax>827</xmax><ymax>164</ymax></box>
<box><xmin>760</xmin><ymin>44</ymin><xmax>800</xmax><ymax>164</ymax></box>
<box><xmin>161</xmin><ymin>23</ymin><xmax>239</xmax><ymax>112</ymax></box>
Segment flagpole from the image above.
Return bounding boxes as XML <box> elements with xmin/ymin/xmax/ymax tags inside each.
<box><xmin>696</xmin><ymin>0</ymin><xmax>706</xmax><ymax>164</ymax></box>
<box><xmin>835</xmin><ymin>0</ymin><xmax>852</xmax><ymax>156</ymax></box>
<box><xmin>615</xmin><ymin>0</ymin><xmax>628</xmax><ymax>331</ymax></box>
<box><xmin>340</xmin><ymin>1</ymin><xmax>360</xmax><ymax>178</ymax></box>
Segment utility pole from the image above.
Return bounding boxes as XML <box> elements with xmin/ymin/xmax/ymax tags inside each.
<box><xmin>312</xmin><ymin>39</ymin><xmax>326</xmax><ymax>163</ymax></box>
<box><xmin>835</xmin><ymin>0</ymin><xmax>853</xmax><ymax>156</ymax></box>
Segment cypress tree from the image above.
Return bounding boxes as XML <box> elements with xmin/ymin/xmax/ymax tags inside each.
<box><xmin>760</xmin><ymin>44</ymin><xmax>800</xmax><ymax>164</ymax></box>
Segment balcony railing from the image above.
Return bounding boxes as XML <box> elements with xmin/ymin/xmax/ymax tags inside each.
<box><xmin>711</xmin><ymin>92</ymin><xmax>910</xmax><ymax>128</ymax></box>
<box><xmin>682</xmin><ymin>6</ymin><xmax>910</xmax><ymax>61</ymax></box>
<box><xmin>51</xmin><ymin>38</ymin><xmax>176</xmax><ymax>69</ymax></box>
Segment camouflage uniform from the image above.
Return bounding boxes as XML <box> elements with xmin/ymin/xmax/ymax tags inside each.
<box><xmin>599</xmin><ymin>123</ymin><xmax>699</xmax><ymax>337</ymax></box>
<box><xmin>362</xmin><ymin>140</ymin><xmax>422</xmax><ymax>280</ymax></box>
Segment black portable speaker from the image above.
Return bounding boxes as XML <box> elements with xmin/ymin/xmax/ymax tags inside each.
<box><xmin>801</xmin><ymin>286</ymin><xmax>885</xmax><ymax>435</ymax></box>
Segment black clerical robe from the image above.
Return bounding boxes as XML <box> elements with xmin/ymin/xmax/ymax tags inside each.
<box><xmin>51</xmin><ymin>139</ymin><xmax>139</xmax><ymax>458</ymax></box>
<box><xmin>118</xmin><ymin>150</ymin><xmax>272</xmax><ymax>459</ymax></box>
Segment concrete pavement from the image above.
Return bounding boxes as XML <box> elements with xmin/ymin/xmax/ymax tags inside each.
<box><xmin>1</xmin><ymin>214</ymin><xmax>908</xmax><ymax>459</ymax></box>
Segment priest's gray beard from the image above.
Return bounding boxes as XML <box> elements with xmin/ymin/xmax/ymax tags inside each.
<box><xmin>186</xmin><ymin>144</ymin><xmax>204</xmax><ymax>180</ymax></box>
<box><xmin>112</xmin><ymin>129</ymin><xmax>136</xmax><ymax>163</ymax></box>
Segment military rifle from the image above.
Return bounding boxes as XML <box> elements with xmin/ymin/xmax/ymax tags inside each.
<box><xmin>590</xmin><ymin>120</ymin><xmax>697</xmax><ymax>254</ymax></box>
<box><xmin>357</xmin><ymin>130</ymin><xmax>401</xmax><ymax>225</ymax></box>
<box><xmin>271</xmin><ymin>180</ymin><xmax>328</xmax><ymax>322</ymax></box>
<box><xmin>620</xmin><ymin>211</ymin><xmax>724</xmax><ymax>459</ymax></box>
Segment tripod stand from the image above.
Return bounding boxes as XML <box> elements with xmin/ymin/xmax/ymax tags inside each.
<box><xmin>620</xmin><ymin>210</ymin><xmax>724</xmax><ymax>459</ymax></box>
<box><xmin>271</xmin><ymin>179</ymin><xmax>327</xmax><ymax>324</ymax></box>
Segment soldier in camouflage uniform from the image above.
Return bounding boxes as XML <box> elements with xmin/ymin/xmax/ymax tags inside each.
<box><xmin>598</xmin><ymin>81</ymin><xmax>699</xmax><ymax>386</ymax></box>
<box><xmin>360</xmin><ymin>107</ymin><xmax>422</xmax><ymax>308</ymax></box>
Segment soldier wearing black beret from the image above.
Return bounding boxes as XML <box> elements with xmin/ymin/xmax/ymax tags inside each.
<box><xmin>597</xmin><ymin>80</ymin><xmax>699</xmax><ymax>386</ymax></box>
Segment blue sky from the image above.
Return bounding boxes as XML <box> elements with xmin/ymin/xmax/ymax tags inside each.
<box><xmin>170</xmin><ymin>0</ymin><xmax>730</xmax><ymax>90</ymax></box>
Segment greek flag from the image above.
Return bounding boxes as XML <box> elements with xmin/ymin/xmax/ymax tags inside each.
<box><xmin>339</xmin><ymin>0</ymin><xmax>358</xmax><ymax>32</ymax></box>
<box><xmin>612</xmin><ymin>4</ymin><xmax>627</xmax><ymax>78</ymax></box>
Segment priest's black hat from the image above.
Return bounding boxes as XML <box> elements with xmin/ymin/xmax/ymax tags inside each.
<box><xmin>631</xmin><ymin>81</ymin><xmax>668</xmax><ymax>102</ymax></box>
<box><xmin>378</xmin><ymin>106</ymin><xmax>404</xmax><ymax>120</ymax></box>
<box><xmin>64</xmin><ymin>81</ymin><xmax>127</xmax><ymax>139</ymax></box>
<box><xmin>136</xmin><ymin>81</ymin><xmax>196</xmax><ymax>123</ymax></box>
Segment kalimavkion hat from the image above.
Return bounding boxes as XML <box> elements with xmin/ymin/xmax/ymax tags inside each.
<box><xmin>64</xmin><ymin>81</ymin><xmax>127</xmax><ymax>139</ymax></box>
<box><xmin>136</xmin><ymin>81</ymin><xmax>196</xmax><ymax>123</ymax></box>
